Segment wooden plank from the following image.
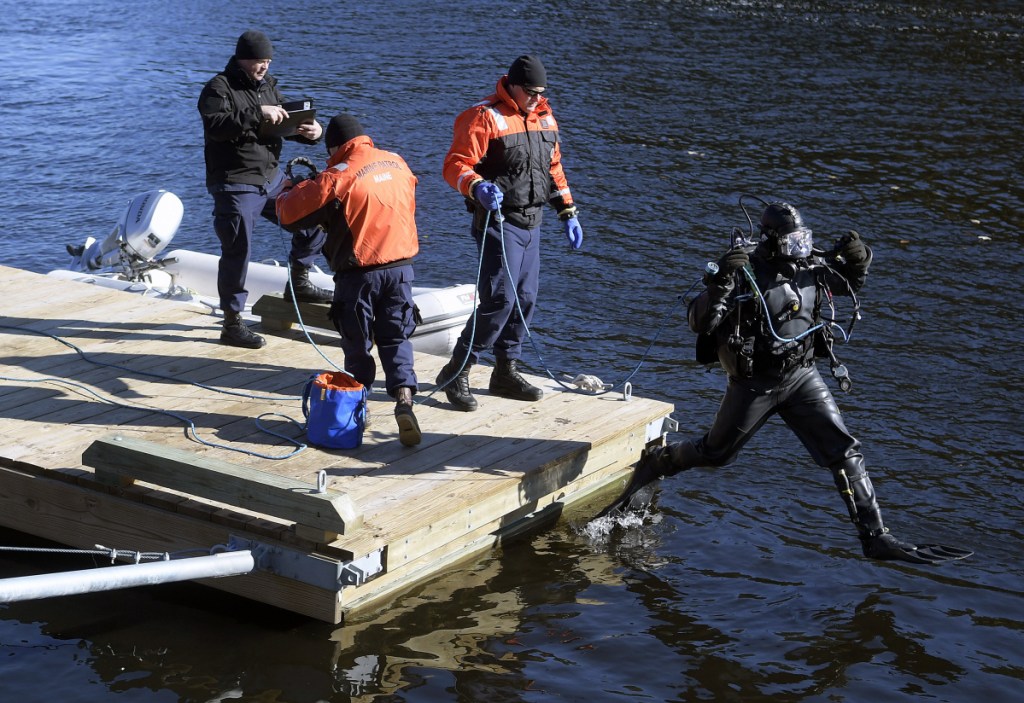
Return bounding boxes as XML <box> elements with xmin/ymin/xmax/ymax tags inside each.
<box><xmin>82</xmin><ymin>435</ymin><xmax>363</xmax><ymax>536</ymax></box>
<box><xmin>337</xmin><ymin>445</ymin><xmax>635</xmax><ymax>613</ymax></box>
<box><xmin>338</xmin><ymin>409</ymin><xmax>656</xmax><ymax>564</ymax></box>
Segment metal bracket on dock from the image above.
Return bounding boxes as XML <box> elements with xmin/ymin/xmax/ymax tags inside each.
<box><xmin>228</xmin><ymin>536</ymin><xmax>384</xmax><ymax>590</ymax></box>
<box><xmin>645</xmin><ymin>416</ymin><xmax>678</xmax><ymax>444</ymax></box>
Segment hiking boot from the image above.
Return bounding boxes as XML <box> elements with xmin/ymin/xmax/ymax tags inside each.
<box><xmin>394</xmin><ymin>386</ymin><xmax>421</xmax><ymax>446</ymax></box>
<box><xmin>220</xmin><ymin>311</ymin><xmax>265</xmax><ymax>349</ymax></box>
<box><xmin>284</xmin><ymin>262</ymin><xmax>333</xmax><ymax>303</ymax></box>
<box><xmin>489</xmin><ymin>359</ymin><xmax>543</xmax><ymax>401</ymax></box>
<box><xmin>436</xmin><ymin>360</ymin><xmax>477</xmax><ymax>412</ymax></box>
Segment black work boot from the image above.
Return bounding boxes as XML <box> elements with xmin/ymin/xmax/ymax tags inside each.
<box><xmin>436</xmin><ymin>360</ymin><xmax>477</xmax><ymax>411</ymax></box>
<box><xmin>220</xmin><ymin>311</ymin><xmax>266</xmax><ymax>349</ymax></box>
<box><xmin>284</xmin><ymin>262</ymin><xmax>333</xmax><ymax>303</ymax></box>
<box><xmin>394</xmin><ymin>386</ymin><xmax>421</xmax><ymax>447</ymax></box>
<box><xmin>489</xmin><ymin>359</ymin><xmax>543</xmax><ymax>401</ymax></box>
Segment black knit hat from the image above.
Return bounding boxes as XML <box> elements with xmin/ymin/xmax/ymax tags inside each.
<box><xmin>507</xmin><ymin>55</ymin><xmax>546</xmax><ymax>88</ymax></box>
<box><xmin>235</xmin><ymin>30</ymin><xmax>273</xmax><ymax>60</ymax></box>
<box><xmin>325</xmin><ymin>114</ymin><xmax>366</xmax><ymax>150</ymax></box>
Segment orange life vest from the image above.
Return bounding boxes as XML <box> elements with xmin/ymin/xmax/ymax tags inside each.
<box><xmin>443</xmin><ymin>76</ymin><xmax>573</xmax><ymax>223</ymax></box>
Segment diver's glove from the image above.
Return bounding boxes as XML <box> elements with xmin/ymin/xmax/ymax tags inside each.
<box><xmin>860</xmin><ymin>529</ymin><xmax>973</xmax><ymax>565</ymax></box>
<box><xmin>474</xmin><ymin>181</ymin><xmax>504</xmax><ymax>212</ymax></box>
<box><xmin>840</xmin><ymin>230</ymin><xmax>868</xmax><ymax>266</ymax></box>
<box><xmin>560</xmin><ymin>208</ymin><xmax>583</xmax><ymax>250</ymax></box>
<box><xmin>714</xmin><ymin>248</ymin><xmax>749</xmax><ymax>282</ymax></box>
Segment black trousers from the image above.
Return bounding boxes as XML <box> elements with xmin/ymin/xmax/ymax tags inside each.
<box><xmin>667</xmin><ymin>364</ymin><xmax>884</xmax><ymax>533</ymax></box>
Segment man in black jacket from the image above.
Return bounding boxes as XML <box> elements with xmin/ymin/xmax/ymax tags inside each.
<box><xmin>597</xmin><ymin>201</ymin><xmax>970</xmax><ymax>565</ymax></box>
<box><xmin>198</xmin><ymin>30</ymin><xmax>331</xmax><ymax>348</ymax></box>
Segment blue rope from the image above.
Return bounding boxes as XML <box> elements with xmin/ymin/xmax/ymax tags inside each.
<box><xmin>0</xmin><ymin>323</ymin><xmax>306</xmax><ymax>460</ymax></box>
<box><xmin>490</xmin><ymin>214</ymin><xmax>699</xmax><ymax>396</ymax></box>
<box><xmin>739</xmin><ymin>263</ymin><xmax>856</xmax><ymax>344</ymax></box>
<box><xmin>275</xmin><ymin>247</ymin><xmax>348</xmax><ymax>375</ymax></box>
<box><xmin>421</xmin><ymin>211</ymin><xmax>490</xmax><ymax>402</ymax></box>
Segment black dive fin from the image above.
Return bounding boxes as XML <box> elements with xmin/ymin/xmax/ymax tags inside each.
<box><xmin>595</xmin><ymin>480</ymin><xmax>661</xmax><ymax>519</ymax></box>
<box><xmin>593</xmin><ymin>450</ymin><xmax>664</xmax><ymax>519</ymax></box>
<box><xmin>863</xmin><ymin>532</ymin><xmax>973</xmax><ymax>564</ymax></box>
<box><xmin>893</xmin><ymin>543</ymin><xmax>974</xmax><ymax>565</ymax></box>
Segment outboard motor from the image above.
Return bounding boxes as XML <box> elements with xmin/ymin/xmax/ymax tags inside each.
<box><xmin>73</xmin><ymin>190</ymin><xmax>183</xmax><ymax>272</ymax></box>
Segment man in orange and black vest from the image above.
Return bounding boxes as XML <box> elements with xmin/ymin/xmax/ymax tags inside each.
<box><xmin>437</xmin><ymin>54</ymin><xmax>584</xmax><ymax>412</ymax></box>
<box><xmin>276</xmin><ymin>115</ymin><xmax>422</xmax><ymax>447</ymax></box>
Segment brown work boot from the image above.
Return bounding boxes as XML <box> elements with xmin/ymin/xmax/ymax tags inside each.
<box><xmin>436</xmin><ymin>360</ymin><xmax>477</xmax><ymax>412</ymax></box>
<box><xmin>489</xmin><ymin>359</ymin><xmax>543</xmax><ymax>401</ymax></box>
<box><xmin>394</xmin><ymin>386</ymin><xmax>421</xmax><ymax>446</ymax></box>
<box><xmin>220</xmin><ymin>311</ymin><xmax>265</xmax><ymax>349</ymax></box>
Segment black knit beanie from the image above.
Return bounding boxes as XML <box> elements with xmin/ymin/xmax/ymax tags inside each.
<box><xmin>507</xmin><ymin>55</ymin><xmax>547</xmax><ymax>88</ymax></box>
<box><xmin>235</xmin><ymin>30</ymin><xmax>273</xmax><ymax>60</ymax></box>
<box><xmin>325</xmin><ymin>114</ymin><xmax>366</xmax><ymax>150</ymax></box>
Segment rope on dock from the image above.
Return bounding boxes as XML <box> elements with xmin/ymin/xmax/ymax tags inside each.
<box><xmin>0</xmin><ymin>323</ymin><xmax>307</xmax><ymax>460</ymax></box>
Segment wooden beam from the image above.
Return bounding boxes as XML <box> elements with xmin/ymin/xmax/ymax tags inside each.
<box><xmin>251</xmin><ymin>293</ymin><xmax>331</xmax><ymax>332</ymax></box>
<box><xmin>82</xmin><ymin>435</ymin><xmax>362</xmax><ymax>536</ymax></box>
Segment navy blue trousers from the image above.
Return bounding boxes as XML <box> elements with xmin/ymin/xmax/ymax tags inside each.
<box><xmin>452</xmin><ymin>220</ymin><xmax>539</xmax><ymax>366</ymax></box>
<box><xmin>330</xmin><ymin>265</ymin><xmax>418</xmax><ymax>397</ymax></box>
<box><xmin>211</xmin><ymin>172</ymin><xmax>326</xmax><ymax>313</ymax></box>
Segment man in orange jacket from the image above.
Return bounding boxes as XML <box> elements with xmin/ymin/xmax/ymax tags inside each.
<box><xmin>276</xmin><ymin>115</ymin><xmax>421</xmax><ymax>447</ymax></box>
<box><xmin>437</xmin><ymin>54</ymin><xmax>584</xmax><ymax>411</ymax></box>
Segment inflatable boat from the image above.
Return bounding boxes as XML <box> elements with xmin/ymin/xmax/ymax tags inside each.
<box><xmin>48</xmin><ymin>190</ymin><xmax>475</xmax><ymax>356</ymax></box>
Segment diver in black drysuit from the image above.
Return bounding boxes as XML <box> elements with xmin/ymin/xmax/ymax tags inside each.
<box><xmin>598</xmin><ymin>201</ymin><xmax>970</xmax><ymax>565</ymax></box>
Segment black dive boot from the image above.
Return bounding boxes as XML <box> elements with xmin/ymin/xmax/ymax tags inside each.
<box><xmin>436</xmin><ymin>360</ymin><xmax>477</xmax><ymax>412</ymax></box>
<box><xmin>832</xmin><ymin>461</ymin><xmax>973</xmax><ymax>564</ymax></box>
<box><xmin>220</xmin><ymin>311</ymin><xmax>266</xmax><ymax>349</ymax></box>
<box><xmin>284</xmin><ymin>262</ymin><xmax>333</xmax><ymax>303</ymax></box>
<box><xmin>394</xmin><ymin>386</ymin><xmax>421</xmax><ymax>447</ymax></box>
<box><xmin>489</xmin><ymin>359</ymin><xmax>543</xmax><ymax>401</ymax></box>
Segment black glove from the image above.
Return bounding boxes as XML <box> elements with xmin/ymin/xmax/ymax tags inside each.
<box><xmin>715</xmin><ymin>248</ymin><xmax>749</xmax><ymax>281</ymax></box>
<box><xmin>840</xmin><ymin>230</ymin><xmax>868</xmax><ymax>266</ymax></box>
<box><xmin>286</xmin><ymin>156</ymin><xmax>319</xmax><ymax>185</ymax></box>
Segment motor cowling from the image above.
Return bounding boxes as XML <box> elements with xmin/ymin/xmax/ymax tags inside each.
<box><xmin>84</xmin><ymin>190</ymin><xmax>183</xmax><ymax>270</ymax></box>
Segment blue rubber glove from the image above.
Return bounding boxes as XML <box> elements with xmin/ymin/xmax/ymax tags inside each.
<box><xmin>474</xmin><ymin>181</ymin><xmax>503</xmax><ymax>212</ymax></box>
<box><xmin>563</xmin><ymin>216</ymin><xmax>583</xmax><ymax>249</ymax></box>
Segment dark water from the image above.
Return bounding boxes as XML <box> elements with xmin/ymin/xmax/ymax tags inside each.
<box><xmin>2</xmin><ymin>1</ymin><xmax>1022</xmax><ymax>700</ymax></box>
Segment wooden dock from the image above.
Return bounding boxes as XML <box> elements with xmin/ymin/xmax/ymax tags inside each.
<box><xmin>0</xmin><ymin>265</ymin><xmax>673</xmax><ymax>623</ymax></box>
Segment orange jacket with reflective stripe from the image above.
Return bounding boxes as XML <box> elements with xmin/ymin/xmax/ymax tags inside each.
<box><xmin>276</xmin><ymin>135</ymin><xmax>419</xmax><ymax>271</ymax></box>
<box><xmin>443</xmin><ymin>76</ymin><xmax>573</xmax><ymax>225</ymax></box>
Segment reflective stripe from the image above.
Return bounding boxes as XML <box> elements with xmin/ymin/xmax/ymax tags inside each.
<box><xmin>485</xmin><ymin>107</ymin><xmax>508</xmax><ymax>132</ymax></box>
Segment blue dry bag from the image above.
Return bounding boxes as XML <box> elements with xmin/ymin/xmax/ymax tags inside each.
<box><xmin>301</xmin><ymin>371</ymin><xmax>367</xmax><ymax>449</ymax></box>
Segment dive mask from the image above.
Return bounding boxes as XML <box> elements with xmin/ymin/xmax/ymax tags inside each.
<box><xmin>777</xmin><ymin>227</ymin><xmax>813</xmax><ymax>259</ymax></box>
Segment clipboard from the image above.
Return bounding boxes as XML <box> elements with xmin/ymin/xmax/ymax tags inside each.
<box><xmin>259</xmin><ymin>99</ymin><xmax>317</xmax><ymax>138</ymax></box>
